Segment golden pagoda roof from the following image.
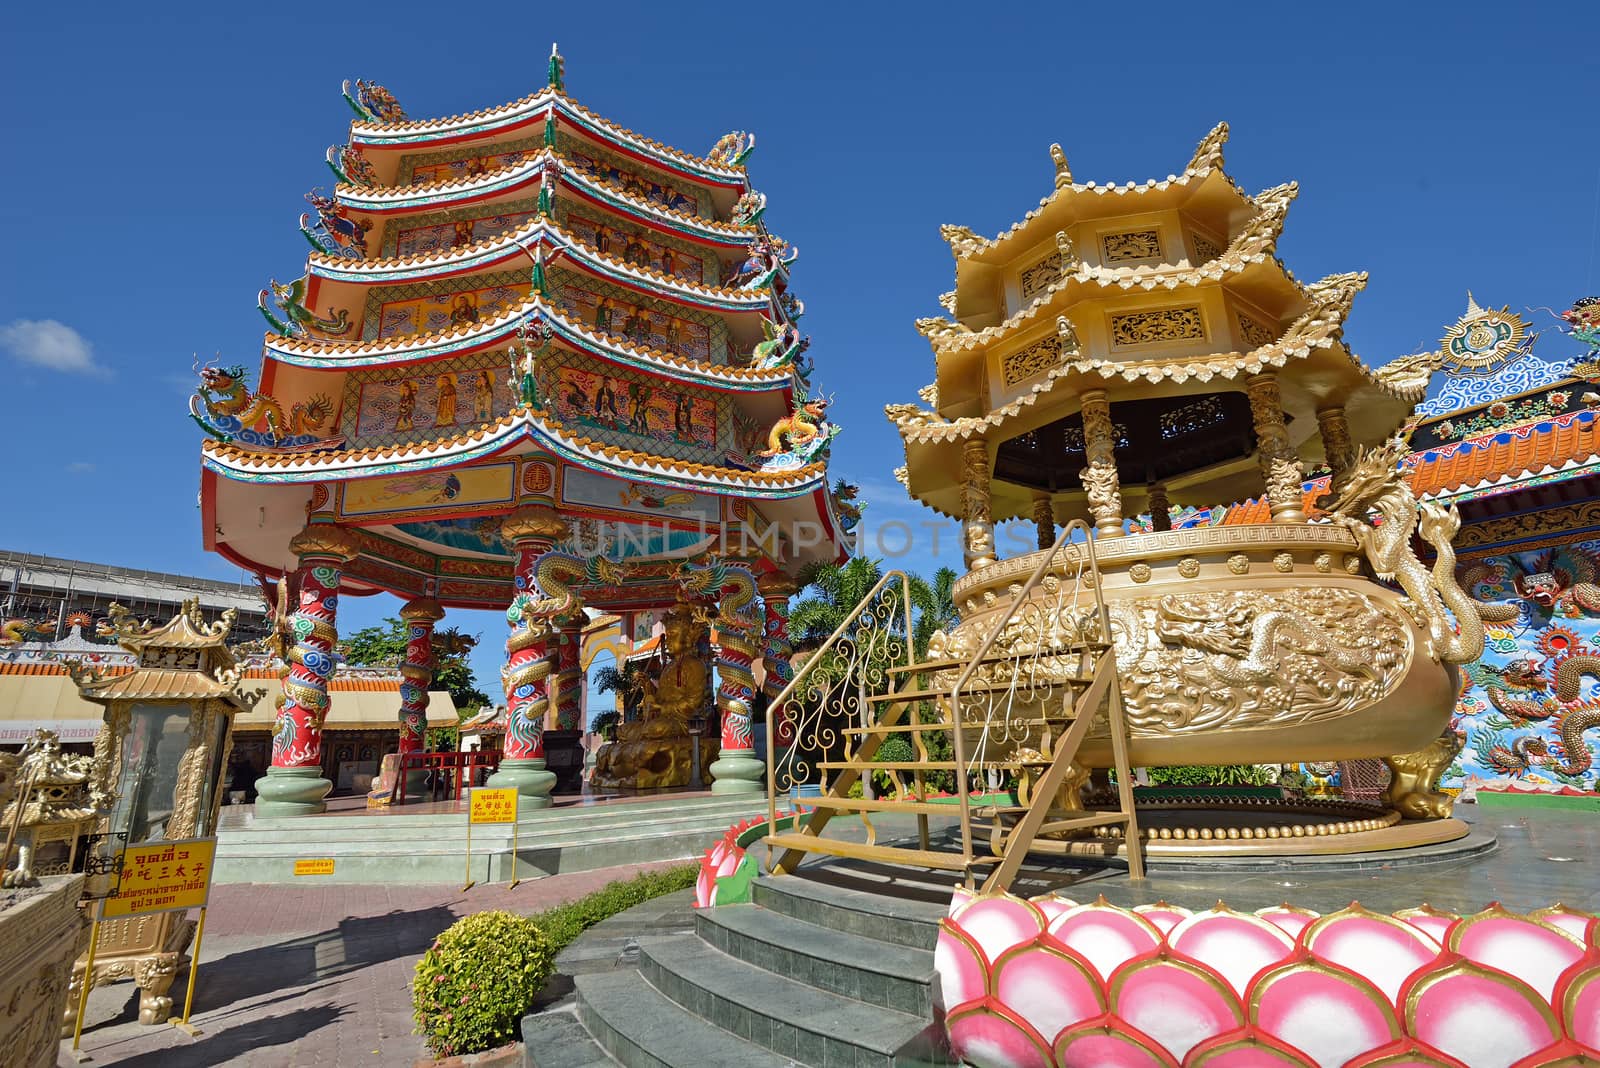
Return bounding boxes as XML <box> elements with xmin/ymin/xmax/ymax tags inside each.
<box><xmin>67</xmin><ymin>600</ymin><xmax>258</xmax><ymax>712</ymax></box>
<box><xmin>350</xmin><ymin>90</ymin><xmax>748</xmax><ymax>182</ymax></box>
<box><xmin>939</xmin><ymin>123</ymin><xmax>1247</xmax><ymax>266</ymax></box>
<box><xmin>918</xmin><ymin>182</ymin><xmax>1300</xmax><ymax>355</ymax></box>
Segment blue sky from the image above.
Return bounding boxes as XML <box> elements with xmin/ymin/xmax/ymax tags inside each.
<box><xmin>3</xmin><ymin>2</ymin><xmax>1598</xmax><ymax>711</ymax></box>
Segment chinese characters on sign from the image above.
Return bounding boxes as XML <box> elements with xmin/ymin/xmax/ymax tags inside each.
<box><xmin>470</xmin><ymin>787</ymin><xmax>518</xmax><ymax>824</ymax></box>
<box><xmin>293</xmin><ymin>858</ymin><xmax>336</xmax><ymax>876</ymax></box>
<box><xmin>100</xmin><ymin>838</ymin><xmax>217</xmax><ymax>919</ymax></box>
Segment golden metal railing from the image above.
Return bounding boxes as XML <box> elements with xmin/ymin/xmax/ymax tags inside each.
<box><xmin>761</xmin><ymin>521</ymin><xmax>1144</xmax><ymax>888</ymax></box>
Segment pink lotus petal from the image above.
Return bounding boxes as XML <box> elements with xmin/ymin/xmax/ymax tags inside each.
<box><xmin>1110</xmin><ymin>955</ymin><xmax>1243</xmax><ymax>1061</ymax></box>
<box><xmin>1046</xmin><ymin>901</ymin><xmax>1163</xmax><ymax>983</ymax></box>
<box><xmin>950</xmin><ymin>885</ymin><xmax>977</xmax><ymax>917</ymax></box>
<box><xmin>1254</xmin><ymin>905</ymin><xmax>1320</xmax><ymax>939</ymax></box>
<box><xmin>1559</xmin><ymin>962</ymin><xmax>1600</xmax><ymax>1050</ymax></box>
<box><xmin>1530</xmin><ymin>905</ymin><xmax>1596</xmax><ymax>946</ymax></box>
<box><xmin>1342</xmin><ymin>1038</ymin><xmax>1470</xmax><ymax>1066</ymax></box>
<box><xmin>1451</xmin><ymin>908</ymin><xmax>1587</xmax><ymax>1002</ymax></box>
<box><xmin>1168</xmin><ymin>908</ymin><xmax>1296</xmax><ymax>998</ymax></box>
<box><xmin>935</xmin><ymin>922</ymin><xmax>990</xmax><ymax>1013</ymax></box>
<box><xmin>955</xmin><ymin>894</ymin><xmax>1049</xmax><ymax>965</ymax></box>
<box><xmin>947</xmin><ymin>1002</ymin><xmax>1053</xmax><ymax>1068</ymax></box>
<box><xmin>1186</xmin><ymin>1026</ymin><xmax>1320</xmax><ymax>1066</ymax></box>
<box><xmin>1303</xmin><ymin>907</ymin><xmax>1442</xmax><ymax>1005</ymax></box>
<box><xmin>1250</xmin><ymin>959</ymin><xmax>1400</xmax><ymax>1066</ymax></box>
<box><xmin>1134</xmin><ymin>902</ymin><xmax>1193</xmax><ymax>935</ymax></box>
<box><xmin>1030</xmin><ymin>894</ymin><xmax>1078</xmax><ymax>924</ymax></box>
<box><xmin>1394</xmin><ymin>905</ymin><xmax>1461</xmax><ymax>946</ymax></box>
<box><xmin>1404</xmin><ymin>960</ymin><xmax>1561</xmax><ymax>1068</ymax></box>
<box><xmin>1053</xmin><ymin>1017</ymin><xmax>1177</xmax><ymax>1068</ymax></box>
<box><xmin>992</xmin><ymin>941</ymin><xmax>1104</xmax><ymax>1041</ymax></box>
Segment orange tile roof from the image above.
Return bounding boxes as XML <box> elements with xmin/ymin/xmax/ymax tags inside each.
<box><xmin>1215</xmin><ymin>409</ymin><xmax>1600</xmax><ymax>525</ymax></box>
<box><xmin>2</xmin><ymin>662</ymin><xmax>403</xmax><ymax>692</ymax></box>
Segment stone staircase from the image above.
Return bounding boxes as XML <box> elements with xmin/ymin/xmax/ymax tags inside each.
<box><xmin>214</xmin><ymin>794</ymin><xmax>769</xmax><ymax>884</ymax></box>
<box><xmin>523</xmin><ymin>872</ymin><xmax>954</xmax><ymax>1068</ymax></box>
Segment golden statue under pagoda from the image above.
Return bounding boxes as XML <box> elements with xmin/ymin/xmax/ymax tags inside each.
<box><xmin>590</xmin><ymin>602</ymin><xmax>718</xmax><ymax>791</ymax></box>
<box><xmin>764</xmin><ymin>123</ymin><xmax>1485</xmax><ymax>882</ymax></box>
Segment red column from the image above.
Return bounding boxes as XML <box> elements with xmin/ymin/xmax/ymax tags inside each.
<box><xmin>256</xmin><ymin>524</ymin><xmax>360</xmax><ymax>817</ymax></box>
<box><xmin>398</xmin><ymin>598</ymin><xmax>444</xmax><ymax>795</ymax></box>
<box><xmin>488</xmin><ymin>505</ymin><xmax>568</xmax><ymax>810</ymax></box>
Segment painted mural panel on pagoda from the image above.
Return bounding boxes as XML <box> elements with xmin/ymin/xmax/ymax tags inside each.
<box><xmin>342</xmin><ymin>351</ymin><xmax>507</xmax><ymax>446</ymax></box>
<box><xmin>551</xmin><ymin>269</ymin><xmax>725</xmax><ymax>362</ymax></box>
<box><xmin>548</xmin><ymin>353</ymin><xmax>727</xmax><ymax>464</ymax></box>
<box><xmin>562</xmin><ymin>466</ymin><xmax>721</xmax><ymax>524</ymax></box>
<box><xmin>1450</xmin><ymin>536</ymin><xmax>1600</xmax><ymax>795</ymax></box>
<box><xmin>369</xmin><ymin>272</ymin><xmax>530</xmax><ymax>341</ymax></box>
<box><xmin>564</xmin><ymin>207</ymin><xmax>705</xmax><ymax>282</ymax></box>
<box><xmin>399</xmin><ymin>136</ymin><xmax>540</xmax><ymax>185</ymax></box>
<box><xmin>563</xmin><ymin>139</ymin><xmax>708</xmax><ymax>217</ymax></box>
<box><xmin>340</xmin><ymin>462</ymin><xmax>515</xmax><ymax>519</ymax></box>
<box><xmin>391</xmin><ymin>199</ymin><xmax>539</xmax><ymax>258</ymax></box>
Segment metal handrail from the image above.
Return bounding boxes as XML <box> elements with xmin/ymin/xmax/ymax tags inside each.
<box><xmin>763</xmin><ymin>570</ymin><xmax>916</xmax><ymax>845</ymax></box>
<box><xmin>944</xmin><ymin>519</ymin><xmax>1109</xmax><ymax>862</ymax></box>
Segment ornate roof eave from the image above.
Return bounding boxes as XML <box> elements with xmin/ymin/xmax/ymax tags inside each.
<box><xmin>306</xmin><ymin>216</ymin><xmax>772</xmax><ymax>313</ymax></box>
<box><xmin>349</xmin><ymin>90</ymin><xmax>748</xmax><ymax>186</ymax></box>
<box><xmin>261</xmin><ymin>295</ymin><xmax>793</xmax><ymax>392</ymax></box>
<box><xmin>890</xmin><ymin>272</ymin><xmax>1412</xmax><ymax>448</ymax></box>
<box><xmin>200</xmin><ymin>409</ymin><xmax>826</xmax><ymax>498</ymax></box>
<box><xmin>921</xmin><ymin>183</ymin><xmax>1302</xmax><ymax>355</ymax></box>
<box><xmin>939</xmin><ymin>123</ymin><xmax>1252</xmax><ymax>266</ymax></box>
<box><xmin>334</xmin><ymin>151</ymin><xmax>756</xmax><ymax>246</ymax></box>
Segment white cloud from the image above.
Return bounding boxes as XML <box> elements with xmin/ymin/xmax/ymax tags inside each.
<box><xmin>0</xmin><ymin>319</ymin><xmax>107</xmax><ymax>376</ymax></box>
<box><xmin>66</xmin><ymin>461</ymin><xmax>95</xmax><ymax>473</ymax></box>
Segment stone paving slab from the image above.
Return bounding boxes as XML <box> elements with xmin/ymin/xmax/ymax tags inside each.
<box><xmin>59</xmin><ymin>860</ymin><xmax>688</xmax><ymax>1068</ymax></box>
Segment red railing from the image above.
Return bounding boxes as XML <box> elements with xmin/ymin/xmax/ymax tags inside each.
<box><xmin>395</xmin><ymin>750</ymin><xmax>502</xmax><ymax>804</ymax></box>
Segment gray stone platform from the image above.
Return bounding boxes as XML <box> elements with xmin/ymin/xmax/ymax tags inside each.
<box><xmin>214</xmin><ymin>794</ymin><xmax>769</xmax><ymax>884</ymax></box>
<box><xmin>521</xmin><ymin>803</ymin><xmax>1600</xmax><ymax>1067</ymax></box>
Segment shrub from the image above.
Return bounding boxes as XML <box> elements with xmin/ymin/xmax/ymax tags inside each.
<box><xmin>1145</xmin><ymin>764</ymin><xmax>1277</xmax><ymax>788</ymax></box>
<box><xmin>412</xmin><ymin>910</ymin><xmax>555</xmax><ymax>1058</ymax></box>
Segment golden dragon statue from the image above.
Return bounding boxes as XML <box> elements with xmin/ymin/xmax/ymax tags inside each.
<box><xmin>1320</xmin><ymin>434</ymin><xmax>1486</xmax><ymax>666</ymax></box>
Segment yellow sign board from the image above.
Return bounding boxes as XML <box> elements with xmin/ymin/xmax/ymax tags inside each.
<box><xmin>100</xmin><ymin>838</ymin><xmax>216</xmax><ymax>919</ymax></box>
<box><xmin>470</xmin><ymin>787</ymin><xmax>518</xmax><ymax>824</ymax></box>
<box><xmin>294</xmin><ymin>858</ymin><xmax>336</xmax><ymax>876</ymax></box>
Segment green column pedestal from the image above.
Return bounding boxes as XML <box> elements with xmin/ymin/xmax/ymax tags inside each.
<box><xmin>709</xmin><ymin>750</ymin><xmax>764</xmax><ymax>795</ymax></box>
<box><xmin>487</xmin><ymin>757</ymin><xmax>556</xmax><ymax>811</ymax></box>
<box><xmin>254</xmin><ymin>767</ymin><xmax>333</xmax><ymax>817</ymax></box>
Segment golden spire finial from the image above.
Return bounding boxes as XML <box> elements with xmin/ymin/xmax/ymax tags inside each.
<box><xmin>1049</xmin><ymin>143</ymin><xmax>1071</xmax><ymax>188</ymax></box>
<box><xmin>1464</xmin><ymin>291</ymin><xmax>1484</xmax><ymax>317</ymax></box>
<box><xmin>1186</xmin><ymin>121</ymin><xmax>1230</xmax><ymax>174</ymax></box>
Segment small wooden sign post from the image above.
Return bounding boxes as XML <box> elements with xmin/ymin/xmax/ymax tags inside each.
<box><xmin>463</xmin><ymin>787</ymin><xmax>519</xmax><ymax>892</ymax></box>
<box><xmin>71</xmin><ymin>837</ymin><xmax>218</xmax><ymax>1058</ymax></box>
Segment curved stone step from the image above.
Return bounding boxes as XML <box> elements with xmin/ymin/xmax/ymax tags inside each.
<box><xmin>573</xmin><ymin>970</ymin><xmax>795</xmax><ymax>1068</ymax></box>
<box><xmin>751</xmin><ymin>874</ymin><xmax>945</xmax><ymax>950</ymax></box>
<box><xmin>695</xmin><ymin>903</ymin><xmax>933</xmax><ymax>1015</ymax></box>
<box><xmin>639</xmin><ymin>934</ymin><xmax>953</xmax><ymax>1067</ymax></box>
<box><xmin>520</xmin><ymin>1009</ymin><xmax>618</xmax><ymax>1068</ymax></box>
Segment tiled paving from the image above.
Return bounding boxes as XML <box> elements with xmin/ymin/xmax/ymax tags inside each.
<box><xmin>60</xmin><ymin>860</ymin><xmax>688</xmax><ymax>1067</ymax></box>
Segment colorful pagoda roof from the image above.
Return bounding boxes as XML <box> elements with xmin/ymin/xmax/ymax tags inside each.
<box><xmin>305</xmin><ymin>216</ymin><xmax>774</xmax><ymax>311</ymax></box>
<box><xmin>349</xmin><ymin>87</ymin><xmax>749</xmax><ymax>186</ymax></box>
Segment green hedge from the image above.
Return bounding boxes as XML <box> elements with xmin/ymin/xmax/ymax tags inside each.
<box><xmin>413</xmin><ymin>864</ymin><xmax>696</xmax><ymax>1058</ymax></box>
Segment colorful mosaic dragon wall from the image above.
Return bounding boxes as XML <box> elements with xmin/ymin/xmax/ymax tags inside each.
<box><xmin>1451</xmin><ymin>538</ymin><xmax>1600</xmax><ymax>793</ymax></box>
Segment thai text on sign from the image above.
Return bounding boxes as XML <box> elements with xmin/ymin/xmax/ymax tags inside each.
<box><xmin>294</xmin><ymin>858</ymin><xmax>336</xmax><ymax>876</ymax></box>
<box><xmin>470</xmin><ymin>787</ymin><xmax>518</xmax><ymax>824</ymax></box>
<box><xmin>100</xmin><ymin>837</ymin><xmax>217</xmax><ymax>919</ymax></box>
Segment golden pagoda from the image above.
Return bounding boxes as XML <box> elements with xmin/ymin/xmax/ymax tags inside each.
<box><xmin>883</xmin><ymin>123</ymin><xmax>1483</xmax><ymax>842</ymax></box>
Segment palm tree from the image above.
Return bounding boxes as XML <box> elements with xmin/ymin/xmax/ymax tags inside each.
<box><xmin>910</xmin><ymin>566</ymin><xmax>959</xmax><ymax>659</ymax></box>
<box><xmin>788</xmin><ymin>556</ymin><xmax>888</xmax><ymax>651</ymax></box>
<box><xmin>592</xmin><ymin>659</ymin><xmax>649</xmax><ymax>722</ymax></box>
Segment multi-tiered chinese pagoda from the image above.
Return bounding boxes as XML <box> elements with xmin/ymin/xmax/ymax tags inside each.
<box><xmin>195</xmin><ymin>50</ymin><xmax>846</xmax><ymax>815</ymax></box>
